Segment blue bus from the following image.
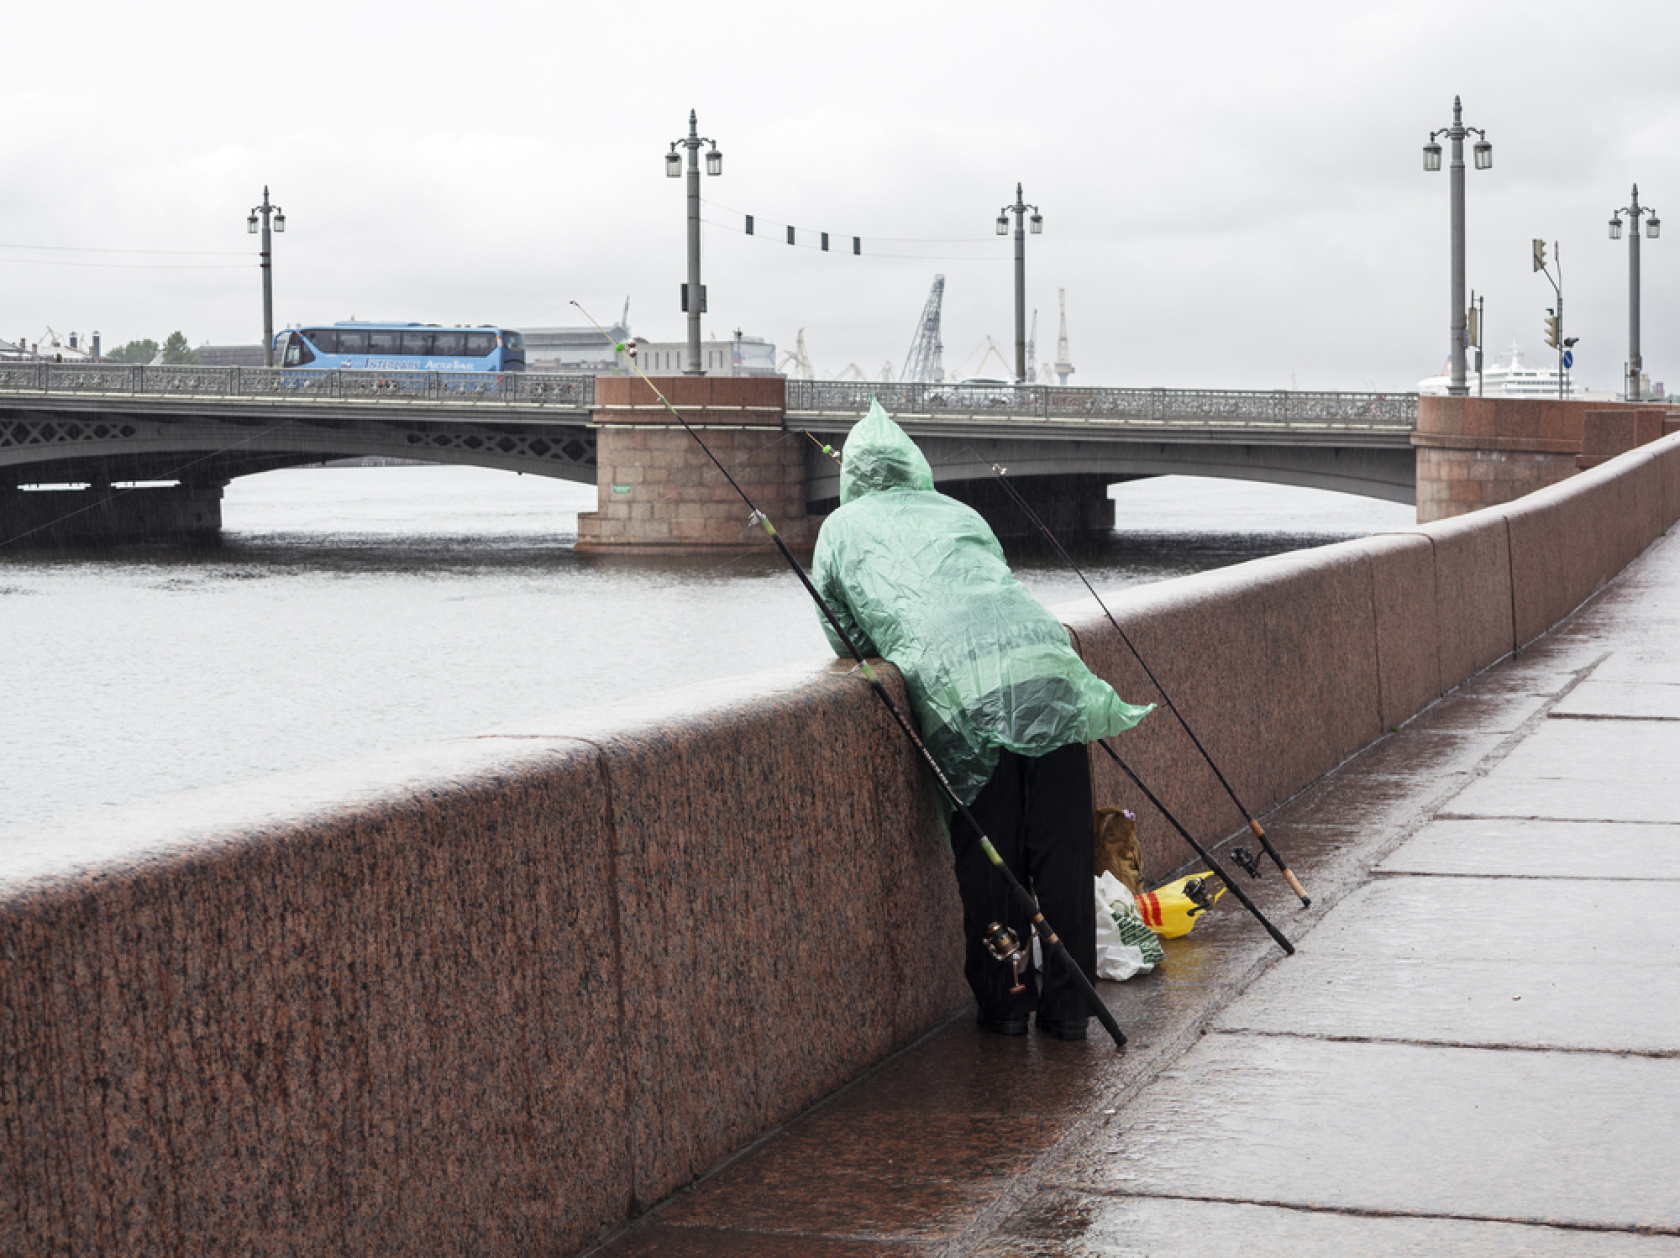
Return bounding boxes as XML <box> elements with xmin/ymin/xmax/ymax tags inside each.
<box><xmin>273</xmin><ymin>322</ymin><xmax>526</xmax><ymax>372</ymax></box>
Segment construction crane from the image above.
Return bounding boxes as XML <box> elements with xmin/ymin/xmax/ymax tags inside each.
<box><xmin>899</xmin><ymin>275</ymin><xmax>945</xmax><ymax>383</ymax></box>
<box><xmin>1026</xmin><ymin>309</ymin><xmax>1038</xmax><ymax>382</ymax></box>
<box><xmin>1052</xmin><ymin>289</ymin><xmax>1075</xmax><ymax>385</ymax></box>
<box><xmin>777</xmin><ymin>328</ymin><xmax>815</xmax><ymax>380</ymax></box>
<box><xmin>878</xmin><ymin>361</ymin><xmax>895</xmax><ymax>383</ymax></box>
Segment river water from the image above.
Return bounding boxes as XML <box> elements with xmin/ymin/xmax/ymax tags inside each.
<box><xmin>1</xmin><ymin>466</ymin><xmax>1413</xmax><ymax>835</ymax></box>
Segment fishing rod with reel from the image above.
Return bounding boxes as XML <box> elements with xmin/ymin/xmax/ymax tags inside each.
<box><xmin>577</xmin><ymin>305</ymin><xmax>1128</xmax><ymax>1049</ymax></box>
<box><xmin>986</xmin><ymin>464</ymin><xmax>1312</xmax><ymax>909</ymax></box>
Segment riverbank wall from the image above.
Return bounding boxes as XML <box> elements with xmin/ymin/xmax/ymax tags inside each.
<box><xmin>1412</xmin><ymin>394</ymin><xmax>1678</xmax><ymax>522</ymax></box>
<box><xmin>5</xmin><ymin>434</ymin><xmax>1678</xmax><ymax>1254</ymax></box>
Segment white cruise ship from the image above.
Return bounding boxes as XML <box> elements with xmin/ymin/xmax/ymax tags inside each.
<box><xmin>1416</xmin><ymin>341</ymin><xmax>1579</xmax><ymax>398</ymax></box>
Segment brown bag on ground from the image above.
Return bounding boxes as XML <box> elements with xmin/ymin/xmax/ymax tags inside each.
<box><xmin>1094</xmin><ymin>806</ymin><xmax>1144</xmax><ymax>895</ymax></box>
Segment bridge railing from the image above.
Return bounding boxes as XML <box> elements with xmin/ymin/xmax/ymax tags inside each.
<box><xmin>787</xmin><ymin>380</ymin><xmax>1418</xmax><ymax>428</ymax></box>
<box><xmin>0</xmin><ymin>362</ymin><xmax>598</xmax><ymax>409</ymax></box>
<box><xmin>0</xmin><ymin>364</ymin><xmax>1419</xmax><ymax>430</ymax></box>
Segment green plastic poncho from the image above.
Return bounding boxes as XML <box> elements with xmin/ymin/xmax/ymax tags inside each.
<box><xmin>811</xmin><ymin>399</ymin><xmax>1153</xmax><ymax>805</ymax></box>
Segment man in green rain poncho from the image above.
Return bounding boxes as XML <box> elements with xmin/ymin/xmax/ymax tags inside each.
<box><xmin>813</xmin><ymin>400</ymin><xmax>1153</xmax><ymax>1040</ymax></box>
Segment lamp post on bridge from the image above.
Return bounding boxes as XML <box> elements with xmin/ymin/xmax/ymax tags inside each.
<box><xmin>246</xmin><ymin>187</ymin><xmax>286</xmax><ymax>368</ymax></box>
<box><xmin>1423</xmin><ymin>96</ymin><xmax>1492</xmax><ymax>397</ymax></box>
<box><xmin>1609</xmin><ymin>185</ymin><xmax>1660</xmax><ymax>401</ymax></box>
<box><xmin>996</xmin><ymin>183</ymin><xmax>1042</xmax><ymax>384</ymax></box>
<box><xmin>666</xmin><ymin>110</ymin><xmax>722</xmax><ymax>375</ymax></box>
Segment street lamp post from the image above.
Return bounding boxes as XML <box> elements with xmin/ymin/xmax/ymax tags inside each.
<box><xmin>1424</xmin><ymin>96</ymin><xmax>1492</xmax><ymax>397</ymax></box>
<box><xmin>246</xmin><ymin>187</ymin><xmax>286</xmax><ymax>368</ymax></box>
<box><xmin>996</xmin><ymin>183</ymin><xmax>1042</xmax><ymax>383</ymax></box>
<box><xmin>1609</xmin><ymin>184</ymin><xmax>1660</xmax><ymax>400</ymax></box>
<box><xmin>666</xmin><ymin>110</ymin><xmax>722</xmax><ymax>375</ymax></box>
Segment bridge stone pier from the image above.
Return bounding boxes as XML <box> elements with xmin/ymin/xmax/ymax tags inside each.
<box><xmin>0</xmin><ymin>480</ymin><xmax>223</xmax><ymax>547</ymax></box>
<box><xmin>574</xmin><ymin>376</ymin><xmax>816</xmax><ymax>553</ymax></box>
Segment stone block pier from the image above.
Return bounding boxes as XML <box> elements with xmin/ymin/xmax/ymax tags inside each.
<box><xmin>4</xmin><ymin>429</ymin><xmax>1679</xmax><ymax>1253</ymax></box>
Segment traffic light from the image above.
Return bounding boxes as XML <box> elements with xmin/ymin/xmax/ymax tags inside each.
<box><xmin>1533</xmin><ymin>238</ymin><xmax>1548</xmax><ymax>272</ymax></box>
<box><xmin>1543</xmin><ymin>309</ymin><xmax>1560</xmax><ymax>350</ymax></box>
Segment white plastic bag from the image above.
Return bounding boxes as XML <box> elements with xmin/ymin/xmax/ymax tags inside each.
<box><xmin>1094</xmin><ymin>870</ymin><xmax>1164</xmax><ymax>980</ymax></box>
<box><xmin>1031</xmin><ymin>871</ymin><xmax>1165</xmax><ymax>981</ymax></box>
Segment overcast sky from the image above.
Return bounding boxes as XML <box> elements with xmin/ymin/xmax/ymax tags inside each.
<box><xmin>3</xmin><ymin>0</ymin><xmax>1676</xmax><ymax>393</ymax></box>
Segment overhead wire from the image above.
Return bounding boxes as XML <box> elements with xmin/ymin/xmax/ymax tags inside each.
<box><xmin>0</xmin><ymin>257</ymin><xmax>253</xmax><ymax>270</ymax></box>
<box><xmin>700</xmin><ymin>215</ymin><xmax>1007</xmax><ymax>262</ymax></box>
<box><xmin>0</xmin><ymin>242</ymin><xmax>253</xmax><ymax>256</ymax></box>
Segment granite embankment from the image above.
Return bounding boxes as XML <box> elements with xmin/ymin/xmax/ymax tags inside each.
<box><xmin>4</xmin><ymin>434</ymin><xmax>1677</xmax><ymax>1255</ymax></box>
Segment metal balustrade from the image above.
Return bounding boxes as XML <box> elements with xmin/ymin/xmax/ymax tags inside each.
<box><xmin>0</xmin><ymin>362</ymin><xmax>598</xmax><ymax>409</ymax></box>
<box><xmin>785</xmin><ymin>379</ymin><xmax>1418</xmax><ymax>429</ymax></box>
<box><xmin>0</xmin><ymin>363</ymin><xmax>1418</xmax><ymax>430</ymax></box>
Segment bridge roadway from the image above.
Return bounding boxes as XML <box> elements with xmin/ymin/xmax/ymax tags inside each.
<box><xmin>0</xmin><ymin>363</ymin><xmax>1419</xmax><ymax>512</ymax></box>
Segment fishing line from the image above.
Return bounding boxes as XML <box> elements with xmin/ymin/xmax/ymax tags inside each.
<box><xmin>986</xmin><ymin>463</ymin><xmax>1312</xmax><ymax>907</ymax></box>
<box><xmin>573</xmin><ymin>300</ymin><xmax>1128</xmax><ymax>1049</ymax></box>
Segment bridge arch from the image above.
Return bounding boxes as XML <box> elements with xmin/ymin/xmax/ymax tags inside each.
<box><xmin>803</xmin><ymin>430</ymin><xmax>1417</xmax><ymax>513</ymax></box>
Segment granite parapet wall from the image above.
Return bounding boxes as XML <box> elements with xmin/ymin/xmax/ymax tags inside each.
<box><xmin>6</xmin><ymin>435</ymin><xmax>1679</xmax><ymax>1253</ymax></box>
<box><xmin>1</xmin><ymin>671</ymin><xmax>962</xmax><ymax>1255</ymax></box>
<box><xmin>1069</xmin><ymin>432</ymin><xmax>1680</xmax><ymax>881</ymax></box>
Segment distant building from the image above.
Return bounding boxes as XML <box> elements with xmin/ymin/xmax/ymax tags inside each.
<box><xmin>519</xmin><ymin>322</ymin><xmax>630</xmax><ymax>373</ymax></box>
<box><xmin>519</xmin><ymin>321</ymin><xmax>778</xmax><ymax>377</ymax></box>
<box><xmin>194</xmin><ymin>344</ymin><xmax>267</xmax><ymax>367</ymax></box>
<box><xmin>7</xmin><ymin>329</ymin><xmax>98</xmax><ymax>362</ymax></box>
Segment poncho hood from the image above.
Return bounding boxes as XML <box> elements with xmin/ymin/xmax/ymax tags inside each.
<box><xmin>838</xmin><ymin>399</ymin><xmax>935</xmax><ymax>505</ymax></box>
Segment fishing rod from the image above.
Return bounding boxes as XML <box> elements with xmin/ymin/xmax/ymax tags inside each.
<box><xmin>576</xmin><ymin>305</ymin><xmax>1126</xmax><ymax>1049</ymax></box>
<box><xmin>987</xmin><ymin>465</ymin><xmax>1311</xmax><ymax>908</ymax></box>
<box><xmin>810</xmin><ymin>431</ymin><xmax>1292</xmax><ymax>954</ymax></box>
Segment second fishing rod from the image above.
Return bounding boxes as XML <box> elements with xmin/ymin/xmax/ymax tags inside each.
<box><xmin>986</xmin><ymin>464</ymin><xmax>1312</xmax><ymax>909</ymax></box>
<box><xmin>577</xmin><ymin>306</ymin><xmax>1128</xmax><ymax>1049</ymax></box>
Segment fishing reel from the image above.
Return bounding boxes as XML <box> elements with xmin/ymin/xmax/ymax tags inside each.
<box><xmin>1182</xmin><ymin>877</ymin><xmax>1218</xmax><ymax>917</ymax></box>
<box><xmin>1230</xmin><ymin>846</ymin><xmax>1263</xmax><ymax>879</ymax></box>
<box><xmin>982</xmin><ymin>922</ymin><xmax>1030</xmax><ymax>995</ymax></box>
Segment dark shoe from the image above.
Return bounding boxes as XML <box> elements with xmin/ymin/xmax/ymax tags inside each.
<box><xmin>1036</xmin><ymin>1016</ymin><xmax>1088</xmax><ymax>1041</ymax></box>
<box><xmin>979</xmin><ymin>1014</ymin><xmax>1029</xmax><ymax>1036</ymax></box>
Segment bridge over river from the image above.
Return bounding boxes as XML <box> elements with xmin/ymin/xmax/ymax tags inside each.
<box><xmin>0</xmin><ymin>363</ymin><xmax>1417</xmax><ymax>545</ymax></box>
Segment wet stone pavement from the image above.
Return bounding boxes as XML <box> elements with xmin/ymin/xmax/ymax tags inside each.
<box><xmin>588</xmin><ymin>531</ymin><xmax>1680</xmax><ymax>1257</ymax></box>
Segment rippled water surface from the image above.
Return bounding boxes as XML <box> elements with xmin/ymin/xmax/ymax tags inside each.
<box><xmin>1</xmin><ymin>466</ymin><xmax>1413</xmax><ymax>833</ymax></box>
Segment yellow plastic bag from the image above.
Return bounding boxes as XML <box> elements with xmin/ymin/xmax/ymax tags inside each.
<box><xmin>1137</xmin><ymin>872</ymin><xmax>1225</xmax><ymax>938</ymax></box>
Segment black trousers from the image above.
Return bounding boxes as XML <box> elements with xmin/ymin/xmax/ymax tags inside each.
<box><xmin>950</xmin><ymin>742</ymin><xmax>1096</xmax><ymax>1025</ymax></box>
